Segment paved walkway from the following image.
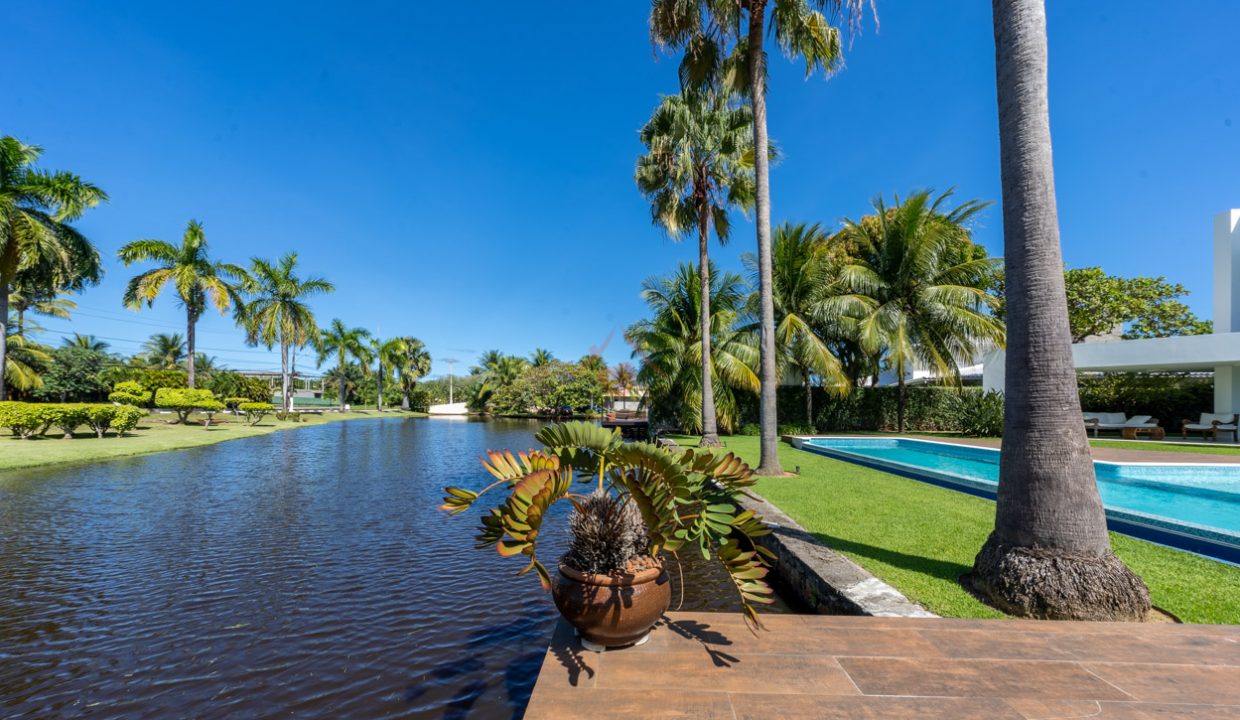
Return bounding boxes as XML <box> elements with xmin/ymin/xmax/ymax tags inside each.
<box><xmin>524</xmin><ymin>612</ymin><xmax>1240</xmax><ymax>719</ymax></box>
<box><xmin>927</xmin><ymin>436</ymin><xmax>1240</xmax><ymax>465</ymax></box>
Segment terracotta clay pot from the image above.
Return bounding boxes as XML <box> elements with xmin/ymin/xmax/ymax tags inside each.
<box><xmin>552</xmin><ymin>562</ymin><xmax>671</xmax><ymax>649</ymax></box>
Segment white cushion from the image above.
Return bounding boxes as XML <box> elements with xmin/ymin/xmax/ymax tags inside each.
<box><xmin>1124</xmin><ymin>415</ymin><xmax>1154</xmax><ymax>427</ymax></box>
<box><xmin>1200</xmin><ymin>413</ymin><xmax>1237</xmax><ymax>425</ymax></box>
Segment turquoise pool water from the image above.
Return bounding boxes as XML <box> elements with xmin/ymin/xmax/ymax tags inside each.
<box><xmin>799</xmin><ymin>437</ymin><xmax>1240</xmax><ymax>561</ymax></box>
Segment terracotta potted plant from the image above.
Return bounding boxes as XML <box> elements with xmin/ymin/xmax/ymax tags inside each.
<box><xmin>441</xmin><ymin>421</ymin><xmax>775</xmax><ymax>650</ymax></box>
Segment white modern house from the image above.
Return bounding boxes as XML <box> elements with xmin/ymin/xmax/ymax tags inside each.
<box><xmin>983</xmin><ymin>210</ymin><xmax>1240</xmax><ymax>415</ymax></box>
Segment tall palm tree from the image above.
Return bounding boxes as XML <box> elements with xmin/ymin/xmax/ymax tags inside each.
<box><xmin>626</xmin><ymin>262</ymin><xmax>758</xmax><ymax>434</ymax></box>
<box><xmin>611</xmin><ymin>362</ymin><xmax>637</xmax><ymax>399</ymax></box>
<box><xmin>530</xmin><ymin>348</ymin><xmax>554</xmax><ymax>367</ymax></box>
<box><xmin>0</xmin><ymin>136</ymin><xmax>106</xmax><ymax>400</ymax></box>
<box><xmin>317</xmin><ymin>319</ymin><xmax>373</xmax><ymax>410</ymax></box>
<box><xmin>62</xmin><ymin>333</ymin><xmax>108</xmax><ymax>352</ymax></box>
<box><xmin>244</xmin><ymin>253</ymin><xmax>334</xmax><ymax>412</ymax></box>
<box><xmin>476</xmin><ymin>348</ymin><xmax>504</xmax><ymax>375</ymax></box>
<box><xmin>119</xmin><ymin>220</ymin><xmax>247</xmax><ymax>388</ymax></box>
<box><xmin>395</xmin><ymin>336</ymin><xmax>432</xmax><ymax>411</ymax></box>
<box><xmin>142</xmin><ymin>332</ymin><xmax>187</xmax><ymax>369</ymax></box>
<box><xmin>833</xmin><ymin>190</ymin><xmax>1004</xmax><ymax>433</ymax></box>
<box><xmin>743</xmin><ymin>223</ymin><xmax>848</xmax><ymax>427</ymax></box>
<box><xmin>650</xmin><ymin>0</ymin><xmax>868</xmax><ymax>474</ymax></box>
<box><xmin>487</xmin><ymin>355</ymin><xmax>528</xmax><ymax>388</ymax></box>
<box><xmin>636</xmin><ymin>90</ymin><xmax>756</xmax><ymax>447</ymax></box>
<box><xmin>968</xmin><ymin>0</ymin><xmax>1149</xmax><ymax>620</ymax></box>
<box><xmin>370</xmin><ymin>335</ymin><xmax>405</xmax><ymax>411</ymax></box>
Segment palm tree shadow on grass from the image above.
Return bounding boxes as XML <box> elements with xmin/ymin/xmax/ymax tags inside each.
<box><xmin>809</xmin><ymin>531</ymin><xmax>973</xmax><ymax>585</ymax></box>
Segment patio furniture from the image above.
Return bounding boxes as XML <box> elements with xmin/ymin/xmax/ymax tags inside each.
<box><xmin>1121</xmin><ymin>425</ymin><xmax>1166</xmax><ymax>440</ymax></box>
<box><xmin>1181</xmin><ymin>413</ymin><xmax>1239</xmax><ymax>442</ymax></box>
<box><xmin>1083</xmin><ymin>412</ymin><xmax>1160</xmax><ymax>438</ymax></box>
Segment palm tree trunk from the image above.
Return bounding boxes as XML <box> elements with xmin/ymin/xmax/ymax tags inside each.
<box><xmin>377</xmin><ymin>361</ymin><xmax>384</xmax><ymax>412</ymax></box>
<box><xmin>15</xmin><ymin>308</ymin><xmax>23</xmax><ymax>338</ymax></box>
<box><xmin>968</xmin><ymin>0</ymin><xmax>1149</xmax><ymax>620</ymax></box>
<box><xmin>0</xmin><ymin>281</ymin><xmax>8</xmax><ymax>401</ymax></box>
<box><xmin>804</xmin><ymin>371</ymin><xmax>813</xmax><ymax>428</ymax></box>
<box><xmin>280</xmin><ymin>339</ymin><xmax>290</xmax><ymax>413</ymax></box>
<box><xmin>748</xmin><ymin>1</ymin><xmax>783</xmax><ymax>475</ymax></box>
<box><xmin>186</xmin><ymin>307</ymin><xmax>197</xmax><ymax>389</ymax></box>
<box><xmin>290</xmin><ymin>345</ymin><xmax>297</xmax><ymax>411</ymax></box>
<box><xmin>338</xmin><ymin>352</ymin><xmax>347</xmax><ymax>411</ymax></box>
<box><xmin>401</xmin><ymin>382</ymin><xmax>411</xmax><ymax>412</ymax></box>
<box><xmin>897</xmin><ymin>375</ymin><xmax>906</xmax><ymax>433</ymax></box>
<box><xmin>697</xmin><ymin>190</ymin><xmax>721</xmax><ymax>447</ymax></box>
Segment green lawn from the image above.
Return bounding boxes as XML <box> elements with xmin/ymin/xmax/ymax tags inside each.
<box><xmin>671</xmin><ymin>434</ymin><xmax>1240</xmax><ymax>624</ymax></box>
<box><xmin>1090</xmin><ymin>439</ymin><xmax>1240</xmax><ymax>456</ymax></box>
<box><xmin>0</xmin><ymin>409</ymin><xmax>426</xmax><ymax>473</ymax></box>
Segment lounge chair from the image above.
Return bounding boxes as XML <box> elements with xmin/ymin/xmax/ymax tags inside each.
<box><xmin>1082</xmin><ymin>412</ymin><xmax>1160</xmax><ymax>438</ymax></box>
<box><xmin>1181</xmin><ymin>413</ymin><xmax>1239</xmax><ymax>443</ymax></box>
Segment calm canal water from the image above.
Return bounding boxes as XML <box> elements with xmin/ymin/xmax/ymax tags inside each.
<box><xmin>0</xmin><ymin>417</ymin><xmax>789</xmax><ymax>718</ymax></box>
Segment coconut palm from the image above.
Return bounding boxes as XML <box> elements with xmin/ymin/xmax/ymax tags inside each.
<box><xmin>62</xmin><ymin>333</ymin><xmax>108</xmax><ymax>353</ymax></box>
<box><xmin>3</xmin><ymin>318</ymin><xmax>51</xmax><ymax>394</ymax></box>
<box><xmin>530</xmin><ymin>348</ymin><xmax>554</xmax><ymax>367</ymax></box>
<box><xmin>9</xmin><ymin>283</ymin><xmax>77</xmax><ymax>338</ymax></box>
<box><xmin>243</xmin><ymin>253</ymin><xmax>334</xmax><ymax>412</ymax></box>
<box><xmin>316</xmin><ymin>319</ymin><xmax>373</xmax><ymax>410</ymax></box>
<box><xmin>626</xmin><ymin>261</ymin><xmax>758</xmax><ymax>434</ymax></box>
<box><xmin>395</xmin><ymin>336</ymin><xmax>432</xmax><ymax>410</ymax></box>
<box><xmin>370</xmin><ymin>335</ymin><xmax>405</xmax><ymax>411</ymax></box>
<box><xmin>142</xmin><ymin>332</ymin><xmax>187</xmax><ymax>370</ymax></box>
<box><xmin>650</xmin><ymin>0</ymin><xmax>869</xmax><ymax>474</ymax></box>
<box><xmin>611</xmin><ymin>362</ymin><xmax>637</xmax><ymax>399</ymax></box>
<box><xmin>636</xmin><ymin>89</ymin><xmax>756</xmax><ymax>447</ymax></box>
<box><xmin>487</xmin><ymin>355</ymin><xmax>528</xmax><ymax>389</ymax></box>
<box><xmin>832</xmin><ymin>190</ymin><xmax>1004</xmax><ymax>433</ymax></box>
<box><xmin>0</xmin><ymin>136</ymin><xmax>107</xmax><ymax>400</ymax></box>
<box><xmin>119</xmin><ymin>220</ymin><xmax>247</xmax><ymax>388</ymax></box>
<box><xmin>475</xmin><ymin>349</ymin><xmax>504</xmax><ymax>375</ymax></box>
<box><xmin>968</xmin><ymin>0</ymin><xmax>1150</xmax><ymax>620</ymax></box>
<box><xmin>742</xmin><ymin>223</ymin><xmax>848</xmax><ymax>426</ymax></box>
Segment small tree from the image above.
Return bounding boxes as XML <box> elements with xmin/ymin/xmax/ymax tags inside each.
<box><xmin>154</xmin><ymin>388</ymin><xmax>221</xmax><ymax>424</ymax></box>
<box><xmin>239</xmin><ymin>401</ymin><xmax>273</xmax><ymax>426</ymax></box>
<box><xmin>35</xmin><ymin>347</ymin><xmax>109</xmax><ymax>402</ymax></box>
<box><xmin>109</xmin><ymin>381</ymin><xmax>152</xmax><ymax>407</ymax></box>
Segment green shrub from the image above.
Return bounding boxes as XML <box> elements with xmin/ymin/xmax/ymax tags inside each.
<box><xmin>777</xmin><ymin>423</ymin><xmax>815</xmax><ymax>436</ymax></box>
<box><xmin>238</xmin><ymin>401</ymin><xmax>273</xmax><ymax>426</ymax></box>
<box><xmin>0</xmin><ymin>402</ymin><xmax>47</xmax><ymax>439</ymax></box>
<box><xmin>275</xmin><ymin>411</ymin><xmax>303</xmax><ymax>423</ymax></box>
<box><xmin>109</xmin><ymin>381</ymin><xmax>152</xmax><ymax>407</ymax></box>
<box><xmin>737</xmin><ymin>423</ymin><xmax>760</xmax><ymax>436</ymax></box>
<box><xmin>84</xmin><ymin>405</ymin><xmax>118</xmax><ymax>438</ymax></box>
<box><xmin>223</xmin><ymin>396</ymin><xmax>249</xmax><ymax>411</ymax></box>
<box><xmin>154</xmin><ymin>388</ymin><xmax>221</xmax><ymax>424</ymax></box>
<box><xmin>210</xmin><ymin>371</ymin><xmax>272</xmax><ymax>403</ymax></box>
<box><xmin>947</xmin><ymin>390</ymin><xmax>1005</xmax><ymax>437</ymax></box>
<box><xmin>112</xmin><ymin>405</ymin><xmax>146</xmax><ymax>435</ymax></box>
<box><xmin>45</xmin><ymin>404</ymin><xmax>91</xmax><ymax>438</ymax></box>
<box><xmin>138</xmin><ymin>369</ymin><xmax>188</xmax><ymax>392</ymax></box>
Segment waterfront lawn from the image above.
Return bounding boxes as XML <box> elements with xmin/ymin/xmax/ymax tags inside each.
<box><xmin>0</xmin><ymin>410</ymin><xmax>426</xmax><ymax>472</ymax></box>
<box><xmin>1089</xmin><ymin>439</ymin><xmax>1240</xmax><ymax>456</ymax></box>
<box><xmin>671</xmin><ymin>434</ymin><xmax>1240</xmax><ymax>624</ymax></box>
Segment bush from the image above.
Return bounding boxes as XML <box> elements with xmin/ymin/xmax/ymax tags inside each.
<box><xmin>238</xmin><ymin>402</ymin><xmax>273</xmax><ymax>426</ymax></box>
<box><xmin>210</xmin><ymin>372</ymin><xmax>273</xmax><ymax>403</ymax></box>
<box><xmin>154</xmin><ymin>388</ymin><xmax>221</xmax><ymax>424</ymax></box>
<box><xmin>275</xmin><ymin>411</ymin><xmax>303</xmax><ymax>422</ymax></box>
<box><xmin>777</xmin><ymin>423</ymin><xmax>814</xmax><ymax>436</ymax></box>
<box><xmin>138</xmin><ymin>369</ymin><xmax>189</xmax><ymax>393</ymax></box>
<box><xmin>0</xmin><ymin>402</ymin><xmax>47</xmax><ymax>439</ymax></box>
<box><xmin>947</xmin><ymin>390</ymin><xmax>1005</xmax><ymax>437</ymax></box>
<box><xmin>737</xmin><ymin>423</ymin><xmax>760</xmax><ymax>436</ymax></box>
<box><xmin>112</xmin><ymin>405</ymin><xmax>146</xmax><ymax>435</ymax></box>
<box><xmin>223</xmin><ymin>396</ymin><xmax>249</xmax><ymax>411</ymax></box>
<box><xmin>84</xmin><ymin>405</ymin><xmax>117</xmax><ymax>438</ymax></box>
<box><xmin>45</xmin><ymin>404</ymin><xmax>91</xmax><ymax>439</ymax></box>
<box><xmin>109</xmin><ymin>381</ymin><xmax>152</xmax><ymax>407</ymax></box>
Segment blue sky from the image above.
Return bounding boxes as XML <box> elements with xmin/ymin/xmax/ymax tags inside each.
<box><xmin>8</xmin><ymin>2</ymin><xmax>1239</xmax><ymax>377</ymax></box>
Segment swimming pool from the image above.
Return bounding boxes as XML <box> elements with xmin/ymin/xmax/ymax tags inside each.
<box><xmin>795</xmin><ymin>437</ymin><xmax>1240</xmax><ymax>564</ymax></box>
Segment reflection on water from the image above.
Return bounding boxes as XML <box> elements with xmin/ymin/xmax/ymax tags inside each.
<box><xmin>0</xmin><ymin>418</ymin><xmax>790</xmax><ymax>719</ymax></box>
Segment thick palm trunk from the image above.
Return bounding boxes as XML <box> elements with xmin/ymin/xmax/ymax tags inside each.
<box><xmin>0</xmin><ymin>281</ymin><xmax>8</xmax><ymax>401</ymax></box>
<box><xmin>969</xmin><ymin>0</ymin><xmax>1149</xmax><ymax>620</ymax></box>
<box><xmin>186</xmin><ymin>308</ymin><xmax>198</xmax><ymax>389</ymax></box>
<box><xmin>338</xmin><ymin>355</ymin><xmax>347</xmax><ymax>411</ymax></box>
<box><xmin>401</xmin><ymin>383</ymin><xmax>411</xmax><ymax>412</ymax></box>
<box><xmin>748</xmin><ymin>2</ymin><xmax>783</xmax><ymax>475</ymax></box>
<box><xmin>377</xmin><ymin>362</ymin><xmax>384</xmax><ymax>412</ymax></box>
<box><xmin>290</xmin><ymin>345</ymin><xmax>297</xmax><ymax>411</ymax></box>
<box><xmin>697</xmin><ymin>192</ymin><xmax>721</xmax><ymax>447</ymax></box>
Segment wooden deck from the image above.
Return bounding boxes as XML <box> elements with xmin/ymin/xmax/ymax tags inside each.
<box><xmin>523</xmin><ymin>612</ymin><xmax>1240</xmax><ymax>719</ymax></box>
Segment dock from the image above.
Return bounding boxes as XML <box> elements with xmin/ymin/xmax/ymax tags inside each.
<box><xmin>599</xmin><ymin>418</ymin><xmax>649</xmax><ymax>439</ymax></box>
<box><xmin>524</xmin><ymin>611</ymin><xmax>1240</xmax><ymax>719</ymax></box>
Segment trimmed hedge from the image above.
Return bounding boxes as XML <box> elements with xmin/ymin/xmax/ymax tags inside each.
<box><xmin>238</xmin><ymin>402</ymin><xmax>273</xmax><ymax>426</ymax></box>
<box><xmin>108</xmin><ymin>381</ymin><xmax>152</xmax><ymax>407</ymax></box>
<box><xmin>0</xmin><ymin>402</ymin><xmax>148</xmax><ymax>439</ymax></box>
<box><xmin>1078</xmin><ymin>374</ymin><xmax>1212</xmax><ymax>433</ymax></box>
<box><xmin>154</xmin><ymin>388</ymin><xmax>225</xmax><ymax>425</ymax></box>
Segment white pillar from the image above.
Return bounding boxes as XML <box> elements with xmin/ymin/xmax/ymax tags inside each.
<box><xmin>982</xmin><ymin>349</ymin><xmax>1006</xmax><ymax>394</ymax></box>
<box><xmin>1213</xmin><ymin>210</ymin><xmax>1240</xmax><ymax>334</ymax></box>
<box><xmin>1216</xmin><ymin>365</ymin><xmax>1240</xmax><ymax>415</ymax></box>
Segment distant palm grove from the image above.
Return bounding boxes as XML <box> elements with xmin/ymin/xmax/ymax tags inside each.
<box><xmin>0</xmin><ymin>135</ymin><xmax>430</xmax><ymax>410</ymax></box>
